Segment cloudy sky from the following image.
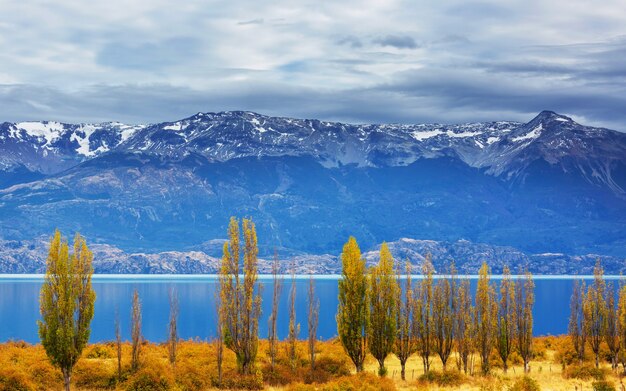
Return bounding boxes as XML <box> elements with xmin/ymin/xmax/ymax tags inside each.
<box><xmin>1</xmin><ymin>0</ymin><xmax>626</xmax><ymax>130</ymax></box>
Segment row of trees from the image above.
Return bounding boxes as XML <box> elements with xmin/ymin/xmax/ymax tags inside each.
<box><xmin>336</xmin><ymin>236</ymin><xmax>536</xmax><ymax>379</ymax></box>
<box><xmin>569</xmin><ymin>261</ymin><xmax>626</xmax><ymax>371</ymax></box>
<box><xmin>37</xmin><ymin>222</ymin><xmax>540</xmax><ymax>389</ymax></box>
<box><xmin>216</xmin><ymin>217</ymin><xmax>321</xmax><ymax>378</ymax></box>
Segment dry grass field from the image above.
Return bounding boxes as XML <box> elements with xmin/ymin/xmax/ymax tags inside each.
<box><xmin>0</xmin><ymin>336</ymin><xmax>623</xmax><ymax>390</ymax></box>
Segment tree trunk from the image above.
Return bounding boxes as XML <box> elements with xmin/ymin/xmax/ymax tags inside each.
<box><xmin>400</xmin><ymin>362</ymin><xmax>406</xmax><ymax>380</ymax></box>
<box><xmin>596</xmin><ymin>354</ymin><xmax>600</xmax><ymax>369</ymax></box>
<box><xmin>377</xmin><ymin>359</ymin><xmax>386</xmax><ymax>377</ymax></box>
<box><xmin>503</xmin><ymin>361</ymin><xmax>508</xmax><ymax>374</ymax></box>
<box><xmin>355</xmin><ymin>362</ymin><xmax>364</xmax><ymax>373</ymax></box>
<box><xmin>62</xmin><ymin>368</ymin><xmax>71</xmax><ymax>391</ymax></box>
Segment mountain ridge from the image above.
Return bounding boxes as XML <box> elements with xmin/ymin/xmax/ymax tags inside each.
<box><xmin>1</xmin><ymin>110</ymin><xmax>625</xmax><ymax>273</ymax></box>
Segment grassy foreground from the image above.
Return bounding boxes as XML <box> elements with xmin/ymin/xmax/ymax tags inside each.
<box><xmin>0</xmin><ymin>336</ymin><xmax>624</xmax><ymax>390</ymax></box>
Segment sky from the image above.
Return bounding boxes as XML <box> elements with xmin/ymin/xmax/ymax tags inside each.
<box><xmin>1</xmin><ymin>0</ymin><xmax>626</xmax><ymax>130</ymax></box>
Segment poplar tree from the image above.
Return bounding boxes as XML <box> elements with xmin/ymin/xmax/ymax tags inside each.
<box><xmin>368</xmin><ymin>242</ymin><xmax>398</xmax><ymax>376</ymax></box>
<box><xmin>287</xmin><ymin>262</ymin><xmax>300</xmax><ymax>369</ymax></box>
<box><xmin>497</xmin><ymin>266</ymin><xmax>515</xmax><ymax>374</ymax></box>
<box><xmin>168</xmin><ymin>287</ymin><xmax>179</xmax><ymax>365</ymax></box>
<box><xmin>415</xmin><ymin>254</ymin><xmax>434</xmax><ymax>374</ymax></box>
<box><xmin>617</xmin><ymin>284</ymin><xmax>626</xmax><ymax>373</ymax></box>
<box><xmin>605</xmin><ymin>282</ymin><xmax>620</xmax><ymax>370</ymax></box>
<box><xmin>432</xmin><ymin>264</ymin><xmax>455</xmax><ymax>371</ymax></box>
<box><xmin>307</xmin><ymin>275</ymin><xmax>320</xmax><ymax>372</ymax></box>
<box><xmin>39</xmin><ymin>231</ymin><xmax>95</xmax><ymax>391</ymax></box>
<box><xmin>475</xmin><ymin>262</ymin><xmax>497</xmax><ymax>375</ymax></box>
<box><xmin>130</xmin><ymin>289</ymin><xmax>142</xmax><ymax>372</ymax></box>
<box><xmin>569</xmin><ymin>280</ymin><xmax>587</xmax><ymax>364</ymax></box>
<box><xmin>514</xmin><ymin>271</ymin><xmax>534</xmax><ymax>373</ymax></box>
<box><xmin>584</xmin><ymin>260</ymin><xmax>607</xmax><ymax>368</ymax></box>
<box><xmin>115</xmin><ymin>310</ymin><xmax>122</xmax><ymax>381</ymax></box>
<box><xmin>454</xmin><ymin>278</ymin><xmax>474</xmax><ymax>374</ymax></box>
<box><xmin>268</xmin><ymin>250</ymin><xmax>282</xmax><ymax>369</ymax></box>
<box><xmin>219</xmin><ymin>217</ymin><xmax>262</xmax><ymax>374</ymax></box>
<box><xmin>337</xmin><ymin>236</ymin><xmax>369</xmax><ymax>373</ymax></box>
<box><xmin>393</xmin><ymin>259</ymin><xmax>417</xmax><ymax>380</ymax></box>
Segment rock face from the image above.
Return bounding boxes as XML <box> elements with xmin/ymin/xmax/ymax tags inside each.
<box><xmin>0</xmin><ymin>110</ymin><xmax>625</xmax><ymax>274</ymax></box>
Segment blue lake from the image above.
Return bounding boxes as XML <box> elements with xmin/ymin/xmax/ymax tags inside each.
<box><xmin>0</xmin><ymin>275</ymin><xmax>619</xmax><ymax>343</ymax></box>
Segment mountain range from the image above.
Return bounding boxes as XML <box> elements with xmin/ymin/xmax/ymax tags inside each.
<box><xmin>1</xmin><ymin>110</ymin><xmax>625</xmax><ymax>274</ymax></box>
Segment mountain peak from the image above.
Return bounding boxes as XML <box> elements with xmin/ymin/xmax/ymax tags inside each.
<box><xmin>533</xmin><ymin>110</ymin><xmax>574</xmax><ymax>124</ymax></box>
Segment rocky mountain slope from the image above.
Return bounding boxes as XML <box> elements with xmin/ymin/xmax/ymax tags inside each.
<box><xmin>0</xmin><ymin>110</ymin><xmax>625</xmax><ymax>273</ymax></box>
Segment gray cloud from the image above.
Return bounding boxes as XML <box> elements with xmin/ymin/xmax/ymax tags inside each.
<box><xmin>96</xmin><ymin>37</ymin><xmax>201</xmax><ymax>70</ymax></box>
<box><xmin>372</xmin><ymin>35</ymin><xmax>419</xmax><ymax>49</ymax></box>
<box><xmin>0</xmin><ymin>0</ymin><xmax>625</xmax><ymax>130</ymax></box>
<box><xmin>238</xmin><ymin>18</ymin><xmax>264</xmax><ymax>25</ymax></box>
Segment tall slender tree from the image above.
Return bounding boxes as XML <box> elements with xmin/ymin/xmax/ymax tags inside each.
<box><xmin>605</xmin><ymin>282</ymin><xmax>620</xmax><ymax>370</ymax></box>
<box><xmin>130</xmin><ymin>289</ymin><xmax>142</xmax><ymax>372</ymax></box>
<box><xmin>38</xmin><ymin>231</ymin><xmax>96</xmax><ymax>391</ymax></box>
<box><xmin>307</xmin><ymin>275</ymin><xmax>320</xmax><ymax>372</ymax></box>
<box><xmin>569</xmin><ymin>279</ymin><xmax>587</xmax><ymax>364</ymax></box>
<box><xmin>415</xmin><ymin>254</ymin><xmax>434</xmax><ymax>374</ymax></box>
<box><xmin>337</xmin><ymin>236</ymin><xmax>369</xmax><ymax>373</ymax></box>
<box><xmin>115</xmin><ymin>309</ymin><xmax>122</xmax><ymax>381</ymax></box>
<box><xmin>268</xmin><ymin>250</ymin><xmax>282</xmax><ymax>370</ymax></box>
<box><xmin>497</xmin><ymin>266</ymin><xmax>515</xmax><ymax>374</ymax></box>
<box><xmin>584</xmin><ymin>260</ymin><xmax>607</xmax><ymax>368</ymax></box>
<box><xmin>287</xmin><ymin>261</ymin><xmax>300</xmax><ymax>369</ymax></box>
<box><xmin>219</xmin><ymin>217</ymin><xmax>263</xmax><ymax>374</ymax></box>
<box><xmin>475</xmin><ymin>262</ymin><xmax>497</xmax><ymax>375</ymax></box>
<box><xmin>454</xmin><ymin>278</ymin><xmax>474</xmax><ymax>374</ymax></box>
<box><xmin>617</xmin><ymin>284</ymin><xmax>626</xmax><ymax>373</ymax></box>
<box><xmin>514</xmin><ymin>271</ymin><xmax>534</xmax><ymax>373</ymax></box>
<box><xmin>215</xmin><ymin>284</ymin><xmax>224</xmax><ymax>386</ymax></box>
<box><xmin>368</xmin><ymin>242</ymin><xmax>398</xmax><ymax>376</ymax></box>
<box><xmin>432</xmin><ymin>263</ymin><xmax>455</xmax><ymax>371</ymax></box>
<box><xmin>393</xmin><ymin>259</ymin><xmax>417</xmax><ymax>380</ymax></box>
<box><xmin>168</xmin><ymin>287</ymin><xmax>179</xmax><ymax>365</ymax></box>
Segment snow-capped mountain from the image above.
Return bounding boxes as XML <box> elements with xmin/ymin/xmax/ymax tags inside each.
<box><xmin>0</xmin><ymin>110</ymin><xmax>625</xmax><ymax>273</ymax></box>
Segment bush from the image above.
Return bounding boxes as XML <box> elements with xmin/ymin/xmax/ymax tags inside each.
<box><xmin>509</xmin><ymin>376</ymin><xmax>540</xmax><ymax>391</ymax></box>
<box><xmin>417</xmin><ymin>370</ymin><xmax>464</xmax><ymax>387</ymax></box>
<box><xmin>321</xmin><ymin>373</ymin><xmax>396</xmax><ymax>391</ymax></box>
<box><xmin>213</xmin><ymin>370</ymin><xmax>264</xmax><ymax>390</ymax></box>
<box><xmin>86</xmin><ymin>344</ymin><xmax>114</xmax><ymax>359</ymax></box>
<box><xmin>73</xmin><ymin>359</ymin><xmax>117</xmax><ymax>389</ymax></box>
<box><xmin>592</xmin><ymin>381</ymin><xmax>616</xmax><ymax>391</ymax></box>
<box><xmin>174</xmin><ymin>361</ymin><xmax>211</xmax><ymax>391</ymax></box>
<box><xmin>0</xmin><ymin>367</ymin><xmax>34</xmax><ymax>391</ymax></box>
<box><xmin>562</xmin><ymin>364</ymin><xmax>606</xmax><ymax>380</ymax></box>
<box><xmin>314</xmin><ymin>355</ymin><xmax>350</xmax><ymax>377</ymax></box>
<box><xmin>126</xmin><ymin>367</ymin><xmax>173</xmax><ymax>391</ymax></box>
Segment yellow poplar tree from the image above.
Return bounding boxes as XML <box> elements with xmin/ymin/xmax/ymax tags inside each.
<box><xmin>454</xmin><ymin>278</ymin><xmax>474</xmax><ymax>374</ymax></box>
<box><xmin>219</xmin><ymin>217</ymin><xmax>262</xmax><ymax>374</ymax></box>
<box><xmin>568</xmin><ymin>279</ymin><xmax>587</xmax><ymax>364</ymax></box>
<box><xmin>393</xmin><ymin>259</ymin><xmax>417</xmax><ymax>380</ymax></box>
<box><xmin>584</xmin><ymin>260</ymin><xmax>607</xmax><ymax>368</ymax></box>
<box><xmin>368</xmin><ymin>242</ymin><xmax>398</xmax><ymax>376</ymax></box>
<box><xmin>415</xmin><ymin>253</ymin><xmax>434</xmax><ymax>374</ymax></box>
<box><xmin>496</xmin><ymin>266</ymin><xmax>515</xmax><ymax>374</ymax></box>
<box><xmin>617</xmin><ymin>284</ymin><xmax>626</xmax><ymax>372</ymax></box>
<box><xmin>432</xmin><ymin>263</ymin><xmax>455</xmax><ymax>371</ymax></box>
<box><xmin>38</xmin><ymin>230</ymin><xmax>96</xmax><ymax>391</ymax></box>
<box><xmin>514</xmin><ymin>270</ymin><xmax>534</xmax><ymax>373</ymax></box>
<box><xmin>337</xmin><ymin>236</ymin><xmax>369</xmax><ymax>373</ymax></box>
<box><xmin>475</xmin><ymin>262</ymin><xmax>497</xmax><ymax>375</ymax></box>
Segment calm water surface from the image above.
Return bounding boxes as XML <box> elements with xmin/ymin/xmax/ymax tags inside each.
<box><xmin>0</xmin><ymin>275</ymin><xmax>618</xmax><ymax>343</ymax></box>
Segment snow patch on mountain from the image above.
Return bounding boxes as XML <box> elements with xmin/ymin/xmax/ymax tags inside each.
<box><xmin>512</xmin><ymin>124</ymin><xmax>543</xmax><ymax>142</ymax></box>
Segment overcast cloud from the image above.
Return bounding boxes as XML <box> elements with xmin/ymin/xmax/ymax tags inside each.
<box><xmin>1</xmin><ymin>0</ymin><xmax>625</xmax><ymax>130</ymax></box>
